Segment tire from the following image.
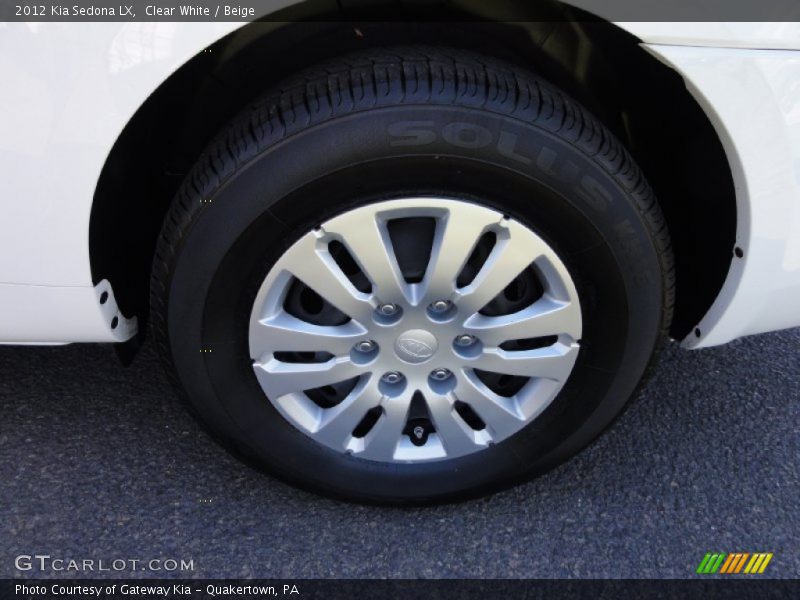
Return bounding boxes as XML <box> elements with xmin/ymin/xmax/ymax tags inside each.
<box><xmin>151</xmin><ymin>46</ymin><xmax>674</xmax><ymax>504</ymax></box>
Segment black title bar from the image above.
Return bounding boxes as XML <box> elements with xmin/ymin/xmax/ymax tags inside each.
<box><xmin>2</xmin><ymin>0</ymin><xmax>800</xmax><ymax>22</ymax></box>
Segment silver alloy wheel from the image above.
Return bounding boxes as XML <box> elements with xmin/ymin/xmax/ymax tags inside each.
<box><xmin>248</xmin><ymin>198</ymin><xmax>582</xmax><ymax>463</ymax></box>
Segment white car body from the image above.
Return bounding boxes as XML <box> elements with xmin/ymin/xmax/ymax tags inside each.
<box><xmin>2</xmin><ymin>13</ymin><xmax>800</xmax><ymax>348</ymax></box>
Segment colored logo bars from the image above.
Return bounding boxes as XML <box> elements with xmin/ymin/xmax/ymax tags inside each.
<box><xmin>696</xmin><ymin>553</ymin><xmax>773</xmax><ymax>574</ymax></box>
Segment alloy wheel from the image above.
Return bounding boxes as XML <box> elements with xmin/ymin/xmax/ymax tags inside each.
<box><xmin>248</xmin><ymin>198</ymin><xmax>582</xmax><ymax>463</ymax></box>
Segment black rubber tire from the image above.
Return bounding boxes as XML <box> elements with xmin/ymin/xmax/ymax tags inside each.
<box><xmin>151</xmin><ymin>46</ymin><xmax>674</xmax><ymax>504</ymax></box>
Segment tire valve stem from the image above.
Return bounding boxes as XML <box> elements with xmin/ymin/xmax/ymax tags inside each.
<box><xmin>405</xmin><ymin>419</ymin><xmax>432</xmax><ymax>447</ymax></box>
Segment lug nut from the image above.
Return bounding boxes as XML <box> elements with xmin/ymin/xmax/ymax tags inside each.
<box><xmin>382</xmin><ymin>371</ymin><xmax>403</xmax><ymax>384</ymax></box>
<box><xmin>355</xmin><ymin>340</ymin><xmax>376</xmax><ymax>353</ymax></box>
<box><xmin>378</xmin><ymin>303</ymin><xmax>399</xmax><ymax>316</ymax></box>
<box><xmin>430</xmin><ymin>368</ymin><xmax>452</xmax><ymax>381</ymax></box>
<box><xmin>455</xmin><ymin>334</ymin><xmax>476</xmax><ymax>347</ymax></box>
<box><xmin>429</xmin><ymin>300</ymin><xmax>452</xmax><ymax>313</ymax></box>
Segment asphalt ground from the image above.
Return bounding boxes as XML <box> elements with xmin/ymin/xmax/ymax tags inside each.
<box><xmin>1</xmin><ymin>329</ymin><xmax>798</xmax><ymax>579</ymax></box>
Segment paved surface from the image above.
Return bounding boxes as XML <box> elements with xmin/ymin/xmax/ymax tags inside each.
<box><xmin>1</xmin><ymin>330</ymin><xmax>798</xmax><ymax>579</ymax></box>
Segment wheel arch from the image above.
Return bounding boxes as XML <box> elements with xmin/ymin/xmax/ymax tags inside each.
<box><xmin>89</xmin><ymin>0</ymin><xmax>736</xmax><ymax>351</ymax></box>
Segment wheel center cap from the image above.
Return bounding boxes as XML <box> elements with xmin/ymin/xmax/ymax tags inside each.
<box><xmin>394</xmin><ymin>329</ymin><xmax>438</xmax><ymax>364</ymax></box>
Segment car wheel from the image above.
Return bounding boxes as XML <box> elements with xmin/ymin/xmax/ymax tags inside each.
<box><xmin>151</xmin><ymin>46</ymin><xmax>674</xmax><ymax>503</ymax></box>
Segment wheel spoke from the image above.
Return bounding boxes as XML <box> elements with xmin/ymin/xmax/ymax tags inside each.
<box><xmin>476</xmin><ymin>344</ymin><xmax>579</xmax><ymax>382</ymax></box>
<box><xmin>324</xmin><ymin>213</ymin><xmax>410</xmax><ymax>304</ymax></box>
<box><xmin>281</xmin><ymin>233</ymin><xmax>374</xmax><ymax>323</ymax></box>
<box><xmin>254</xmin><ymin>356</ymin><xmax>362</xmax><ymax>399</ymax></box>
<box><xmin>456</xmin><ymin>226</ymin><xmax>545</xmax><ymax>316</ymax></box>
<box><xmin>358</xmin><ymin>394</ymin><xmax>411</xmax><ymax>461</ymax></box>
<box><xmin>313</xmin><ymin>379</ymin><xmax>381</xmax><ymax>449</ymax></box>
<box><xmin>463</xmin><ymin>296</ymin><xmax>581</xmax><ymax>346</ymax></box>
<box><xmin>250</xmin><ymin>312</ymin><xmax>367</xmax><ymax>358</ymax></box>
<box><xmin>453</xmin><ymin>375</ymin><xmax>524</xmax><ymax>438</ymax></box>
<box><xmin>420</xmin><ymin>207</ymin><xmax>498</xmax><ymax>304</ymax></box>
<box><xmin>426</xmin><ymin>395</ymin><xmax>481</xmax><ymax>456</ymax></box>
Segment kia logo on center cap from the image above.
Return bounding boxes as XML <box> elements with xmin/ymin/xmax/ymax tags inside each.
<box><xmin>399</xmin><ymin>339</ymin><xmax>434</xmax><ymax>358</ymax></box>
<box><xmin>395</xmin><ymin>330</ymin><xmax>439</xmax><ymax>364</ymax></box>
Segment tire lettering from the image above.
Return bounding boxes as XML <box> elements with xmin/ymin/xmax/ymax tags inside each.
<box><xmin>497</xmin><ymin>131</ymin><xmax>532</xmax><ymax>165</ymax></box>
<box><xmin>536</xmin><ymin>147</ymin><xmax>579</xmax><ymax>183</ymax></box>
<box><xmin>441</xmin><ymin>122</ymin><xmax>493</xmax><ymax>149</ymax></box>
<box><xmin>386</xmin><ymin>123</ymin><xmax>614</xmax><ymax>216</ymax></box>
<box><xmin>387</xmin><ymin>121</ymin><xmax>437</xmax><ymax>147</ymax></box>
<box><xmin>576</xmin><ymin>175</ymin><xmax>611</xmax><ymax>212</ymax></box>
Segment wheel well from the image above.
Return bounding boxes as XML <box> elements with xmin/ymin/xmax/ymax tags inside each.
<box><xmin>90</xmin><ymin>0</ymin><xmax>735</xmax><ymax>344</ymax></box>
